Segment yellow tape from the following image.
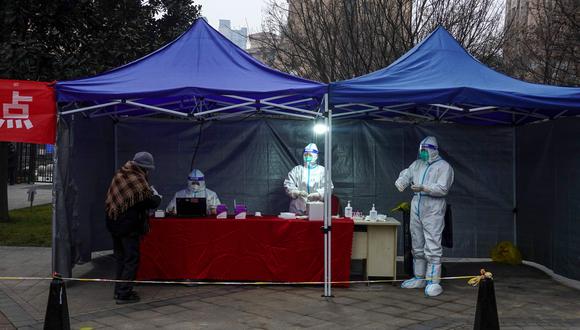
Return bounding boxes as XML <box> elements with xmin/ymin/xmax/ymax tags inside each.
<box><xmin>0</xmin><ymin>275</ymin><xmax>476</xmax><ymax>286</ymax></box>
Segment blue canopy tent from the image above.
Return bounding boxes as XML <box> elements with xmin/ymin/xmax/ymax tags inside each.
<box><xmin>329</xmin><ymin>27</ymin><xmax>580</xmax><ymax>125</ymax></box>
<box><xmin>53</xmin><ymin>18</ymin><xmax>337</xmax><ymax>296</ymax></box>
<box><xmin>56</xmin><ymin>18</ymin><xmax>327</xmax><ymax>119</ymax></box>
<box><xmin>329</xmin><ymin>27</ymin><xmax>580</xmax><ymax>283</ymax></box>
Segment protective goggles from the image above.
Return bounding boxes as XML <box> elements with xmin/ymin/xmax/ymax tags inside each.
<box><xmin>187</xmin><ymin>175</ymin><xmax>205</xmax><ymax>181</ymax></box>
<box><xmin>303</xmin><ymin>149</ymin><xmax>319</xmax><ymax>154</ymax></box>
<box><xmin>420</xmin><ymin>143</ymin><xmax>438</xmax><ymax>150</ymax></box>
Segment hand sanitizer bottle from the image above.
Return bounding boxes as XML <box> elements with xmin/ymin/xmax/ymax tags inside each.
<box><xmin>344</xmin><ymin>201</ymin><xmax>353</xmax><ymax>218</ymax></box>
<box><xmin>369</xmin><ymin>204</ymin><xmax>378</xmax><ymax>221</ymax></box>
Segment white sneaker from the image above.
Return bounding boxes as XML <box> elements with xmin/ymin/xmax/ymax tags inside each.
<box><xmin>425</xmin><ymin>283</ymin><xmax>443</xmax><ymax>297</ymax></box>
<box><xmin>401</xmin><ymin>277</ymin><xmax>427</xmax><ymax>289</ymax></box>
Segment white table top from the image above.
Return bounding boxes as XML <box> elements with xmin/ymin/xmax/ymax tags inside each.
<box><xmin>353</xmin><ymin>217</ymin><xmax>400</xmax><ymax>226</ymax></box>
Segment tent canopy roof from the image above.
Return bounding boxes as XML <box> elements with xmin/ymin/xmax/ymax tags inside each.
<box><xmin>55</xmin><ymin>19</ymin><xmax>326</xmax><ymax>106</ymax></box>
<box><xmin>329</xmin><ymin>27</ymin><xmax>580</xmax><ymax>125</ymax></box>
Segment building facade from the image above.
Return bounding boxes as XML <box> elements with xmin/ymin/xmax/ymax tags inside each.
<box><xmin>504</xmin><ymin>0</ymin><xmax>579</xmax><ymax>85</ymax></box>
<box><xmin>218</xmin><ymin>19</ymin><xmax>248</xmax><ymax>50</ymax></box>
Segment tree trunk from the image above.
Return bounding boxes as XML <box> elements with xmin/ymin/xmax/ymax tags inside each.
<box><xmin>0</xmin><ymin>142</ymin><xmax>10</xmax><ymax>222</ymax></box>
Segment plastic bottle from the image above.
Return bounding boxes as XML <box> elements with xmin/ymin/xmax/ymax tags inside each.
<box><xmin>344</xmin><ymin>201</ymin><xmax>353</xmax><ymax>218</ymax></box>
<box><xmin>369</xmin><ymin>204</ymin><xmax>378</xmax><ymax>221</ymax></box>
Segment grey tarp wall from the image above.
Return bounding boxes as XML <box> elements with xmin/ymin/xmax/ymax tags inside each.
<box><xmin>54</xmin><ymin>114</ymin><xmax>115</xmax><ymax>272</ymax></box>
<box><xmin>55</xmin><ymin>116</ymin><xmax>516</xmax><ymax>276</ymax></box>
<box><xmin>516</xmin><ymin>118</ymin><xmax>580</xmax><ymax>280</ymax></box>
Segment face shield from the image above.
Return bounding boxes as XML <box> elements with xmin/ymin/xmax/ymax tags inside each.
<box><xmin>187</xmin><ymin>173</ymin><xmax>205</xmax><ymax>192</ymax></box>
<box><xmin>419</xmin><ymin>142</ymin><xmax>438</xmax><ymax>162</ymax></box>
<box><xmin>303</xmin><ymin>151</ymin><xmax>317</xmax><ymax>163</ymax></box>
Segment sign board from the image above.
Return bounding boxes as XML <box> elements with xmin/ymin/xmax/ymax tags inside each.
<box><xmin>0</xmin><ymin>79</ymin><xmax>56</xmax><ymax>144</ymax></box>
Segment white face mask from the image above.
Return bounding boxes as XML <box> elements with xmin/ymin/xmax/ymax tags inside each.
<box><xmin>188</xmin><ymin>181</ymin><xmax>202</xmax><ymax>191</ymax></box>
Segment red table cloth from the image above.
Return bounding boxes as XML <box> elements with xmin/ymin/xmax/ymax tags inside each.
<box><xmin>137</xmin><ymin>216</ymin><xmax>354</xmax><ymax>285</ymax></box>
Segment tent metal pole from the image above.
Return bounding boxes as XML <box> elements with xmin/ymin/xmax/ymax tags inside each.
<box><xmin>202</xmin><ymin>98</ymin><xmax>317</xmax><ymax>120</ymax></box>
<box><xmin>215</xmin><ymin>95</ymin><xmax>323</xmax><ymax>117</ymax></box>
<box><xmin>456</xmin><ymin>114</ymin><xmax>513</xmax><ymax>125</ymax></box>
<box><xmin>469</xmin><ymin>106</ymin><xmax>497</xmax><ymax>112</ymax></box>
<box><xmin>381</xmin><ymin>108</ymin><xmax>434</xmax><ymax>120</ymax></box>
<box><xmin>513</xmin><ymin>126</ymin><xmax>517</xmax><ymax>246</ymax></box>
<box><xmin>51</xmin><ymin>113</ymin><xmax>60</xmax><ymax>274</ymax></box>
<box><xmin>328</xmin><ymin>97</ymin><xmax>333</xmax><ymax>297</ymax></box>
<box><xmin>446</xmin><ymin>109</ymin><xmax>497</xmax><ymax>120</ymax></box>
<box><xmin>322</xmin><ymin>93</ymin><xmax>333</xmax><ymax>297</ymax></box>
<box><xmin>208</xmin><ymin>97</ymin><xmax>314</xmax><ymax>113</ymax></box>
<box><xmin>335</xmin><ymin>103</ymin><xmax>379</xmax><ymax>110</ymax></box>
<box><xmin>500</xmin><ymin>109</ymin><xmax>547</xmax><ymax>120</ymax></box>
<box><xmin>124</xmin><ymin>101</ymin><xmax>189</xmax><ymax>117</ymax></box>
<box><xmin>60</xmin><ymin>100</ymin><xmax>122</xmax><ymax>116</ymax></box>
<box><xmin>260</xmin><ymin>109</ymin><xmax>315</xmax><ymax>120</ymax></box>
<box><xmin>194</xmin><ymin>101</ymin><xmax>255</xmax><ymax>116</ymax></box>
<box><xmin>207</xmin><ymin>110</ymin><xmax>256</xmax><ymax>120</ymax></box>
<box><xmin>333</xmin><ymin>108</ymin><xmax>380</xmax><ymax>118</ymax></box>
<box><xmin>554</xmin><ymin>110</ymin><xmax>568</xmax><ymax>119</ymax></box>
<box><xmin>323</xmin><ymin>96</ymin><xmax>329</xmax><ymax>297</ymax></box>
<box><xmin>430</xmin><ymin>104</ymin><xmax>464</xmax><ymax>112</ymax></box>
<box><xmin>90</xmin><ymin>107</ymin><xmax>145</xmax><ymax>119</ymax></box>
<box><xmin>261</xmin><ymin>100</ymin><xmax>322</xmax><ymax>117</ymax></box>
<box><xmin>261</xmin><ymin>95</ymin><xmax>314</xmax><ymax>104</ymax></box>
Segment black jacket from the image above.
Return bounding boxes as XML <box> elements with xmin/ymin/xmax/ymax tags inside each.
<box><xmin>106</xmin><ymin>195</ymin><xmax>161</xmax><ymax>237</ymax></box>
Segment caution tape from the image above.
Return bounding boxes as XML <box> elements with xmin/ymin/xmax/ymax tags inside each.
<box><xmin>0</xmin><ymin>275</ymin><xmax>479</xmax><ymax>286</ymax></box>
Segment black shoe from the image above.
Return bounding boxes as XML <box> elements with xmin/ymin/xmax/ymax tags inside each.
<box><xmin>115</xmin><ymin>292</ymin><xmax>140</xmax><ymax>305</ymax></box>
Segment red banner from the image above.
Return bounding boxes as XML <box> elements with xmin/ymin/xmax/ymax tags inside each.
<box><xmin>0</xmin><ymin>79</ymin><xmax>56</xmax><ymax>144</ymax></box>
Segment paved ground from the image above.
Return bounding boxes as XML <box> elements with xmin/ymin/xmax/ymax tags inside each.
<box><xmin>0</xmin><ymin>246</ymin><xmax>579</xmax><ymax>329</ymax></box>
<box><xmin>7</xmin><ymin>184</ymin><xmax>52</xmax><ymax>211</ymax></box>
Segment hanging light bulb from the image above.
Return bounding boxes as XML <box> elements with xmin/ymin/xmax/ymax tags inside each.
<box><xmin>313</xmin><ymin>122</ymin><xmax>328</xmax><ymax>134</ymax></box>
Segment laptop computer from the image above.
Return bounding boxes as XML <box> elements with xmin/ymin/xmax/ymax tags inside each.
<box><xmin>176</xmin><ymin>197</ymin><xmax>207</xmax><ymax>217</ymax></box>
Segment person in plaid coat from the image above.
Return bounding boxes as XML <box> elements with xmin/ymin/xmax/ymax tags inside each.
<box><xmin>105</xmin><ymin>151</ymin><xmax>161</xmax><ymax>304</ymax></box>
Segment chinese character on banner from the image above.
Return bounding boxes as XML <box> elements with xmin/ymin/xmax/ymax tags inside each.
<box><xmin>0</xmin><ymin>79</ymin><xmax>56</xmax><ymax>144</ymax></box>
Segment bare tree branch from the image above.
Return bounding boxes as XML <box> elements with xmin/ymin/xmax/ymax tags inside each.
<box><xmin>260</xmin><ymin>0</ymin><xmax>508</xmax><ymax>83</ymax></box>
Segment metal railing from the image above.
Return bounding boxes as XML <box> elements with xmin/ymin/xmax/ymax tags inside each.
<box><xmin>12</xmin><ymin>143</ymin><xmax>53</xmax><ymax>183</ymax></box>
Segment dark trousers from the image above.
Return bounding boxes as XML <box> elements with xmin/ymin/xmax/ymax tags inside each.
<box><xmin>112</xmin><ymin>234</ymin><xmax>140</xmax><ymax>297</ymax></box>
<box><xmin>8</xmin><ymin>166</ymin><xmax>16</xmax><ymax>185</ymax></box>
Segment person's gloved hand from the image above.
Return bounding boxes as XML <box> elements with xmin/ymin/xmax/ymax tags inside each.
<box><xmin>290</xmin><ymin>190</ymin><xmax>308</xmax><ymax>199</ymax></box>
<box><xmin>411</xmin><ymin>184</ymin><xmax>424</xmax><ymax>192</ymax></box>
<box><xmin>395</xmin><ymin>181</ymin><xmax>405</xmax><ymax>192</ymax></box>
<box><xmin>307</xmin><ymin>192</ymin><xmax>321</xmax><ymax>201</ymax></box>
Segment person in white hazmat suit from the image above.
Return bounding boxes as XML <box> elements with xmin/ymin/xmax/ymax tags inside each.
<box><xmin>166</xmin><ymin>169</ymin><xmax>221</xmax><ymax>215</ymax></box>
<box><xmin>395</xmin><ymin>136</ymin><xmax>454</xmax><ymax>297</ymax></box>
<box><xmin>284</xmin><ymin>143</ymin><xmax>333</xmax><ymax>215</ymax></box>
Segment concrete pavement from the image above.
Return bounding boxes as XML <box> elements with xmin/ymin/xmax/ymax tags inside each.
<box><xmin>0</xmin><ymin>246</ymin><xmax>579</xmax><ymax>329</ymax></box>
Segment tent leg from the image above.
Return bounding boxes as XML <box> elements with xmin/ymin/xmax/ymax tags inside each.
<box><xmin>51</xmin><ymin>116</ymin><xmax>58</xmax><ymax>274</ymax></box>
<box><xmin>512</xmin><ymin>127</ymin><xmax>517</xmax><ymax>246</ymax></box>
<box><xmin>328</xmin><ymin>103</ymin><xmax>333</xmax><ymax>296</ymax></box>
<box><xmin>51</xmin><ymin>114</ymin><xmax>61</xmax><ymax>274</ymax></box>
<box><xmin>322</xmin><ymin>93</ymin><xmax>333</xmax><ymax>298</ymax></box>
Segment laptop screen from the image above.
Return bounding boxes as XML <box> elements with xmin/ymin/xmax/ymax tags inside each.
<box><xmin>176</xmin><ymin>197</ymin><xmax>207</xmax><ymax>217</ymax></box>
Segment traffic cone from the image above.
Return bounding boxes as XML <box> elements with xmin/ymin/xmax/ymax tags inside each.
<box><xmin>43</xmin><ymin>276</ymin><xmax>70</xmax><ymax>330</ymax></box>
<box><xmin>473</xmin><ymin>276</ymin><xmax>500</xmax><ymax>330</ymax></box>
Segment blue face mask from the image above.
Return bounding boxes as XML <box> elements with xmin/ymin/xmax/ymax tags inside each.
<box><xmin>304</xmin><ymin>155</ymin><xmax>313</xmax><ymax>163</ymax></box>
<box><xmin>419</xmin><ymin>150</ymin><xmax>429</xmax><ymax>161</ymax></box>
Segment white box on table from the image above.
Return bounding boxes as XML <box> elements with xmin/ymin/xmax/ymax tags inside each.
<box><xmin>307</xmin><ymin>202</ymin><xmax>324</xmax><ymax>221</ymax></box>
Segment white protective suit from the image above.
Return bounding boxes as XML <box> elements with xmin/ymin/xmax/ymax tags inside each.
<box><xmin>166</xmin><ymin>169</ymin><xmax>221</xmax><ymax>214</ymax></box>
<box><xmin>395</xmin><ymin>136</ymin><xmax>454</xmax><ymax>297</ymax></box>
<box><xmin>283</xmin><ymin>143</ymin><xmax>333</xmax><ymax>215</ymax></box>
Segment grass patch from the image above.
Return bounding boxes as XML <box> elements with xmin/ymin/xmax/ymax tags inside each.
<box><xmin>0</xmin><ymin>204</ymin><xmax>52</xmax><ymax>247</ymax></box>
